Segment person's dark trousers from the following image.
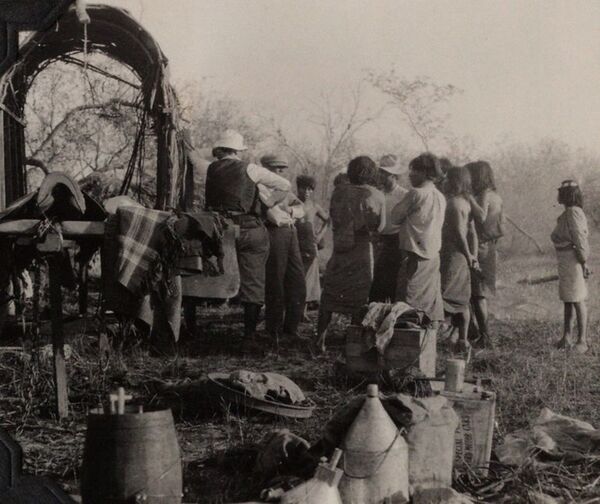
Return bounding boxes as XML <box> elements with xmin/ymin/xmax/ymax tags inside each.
<box><xmin>232</xmin><ymin>216</ymin><xmax>270</xmax><ymax>337</ymax></box>
<box><xmin>369</xmin><ymin>233</ymin><xmax>403</xmax><ymax>303</ymax></box>
<box><xmin>243</xmin><ymin>302</ymin><xmax>262</xmax><ymax>337</ymax></box>
<box><xmin>265</xmin><ymin>225</ymin><xmax>307</xmax><ymax>337</ymax></box>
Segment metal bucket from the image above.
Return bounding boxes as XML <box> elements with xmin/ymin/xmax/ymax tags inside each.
<box><xmin>81</xmin><ymin>407</ymin><xmax>182</xmax><ymax>504</ymax></box>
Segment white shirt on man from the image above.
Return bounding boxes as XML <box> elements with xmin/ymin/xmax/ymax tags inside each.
<box><xmin>391</xmin><ymin>181</ymin><xmax>446</xmax><ymax>259</ymax></box>
<box><xmin>380</xmin><ymin>183</ymin><xmax>409</xmax><ymax>235</ymax></box>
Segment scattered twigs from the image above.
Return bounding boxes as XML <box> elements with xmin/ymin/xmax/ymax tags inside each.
<box><xmin>455</xmin><ymin>457</ymin><xmax>600</xmax><ymax>502</ymax></box>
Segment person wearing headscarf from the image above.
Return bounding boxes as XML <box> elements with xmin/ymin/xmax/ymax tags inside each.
<box><xmin>440</xmin><ymin>166</ymin><xmax>478</xmax><ymax>355</ymax></box>
<box><xmin>465</xmin><ymin>160</ymin><xmax>504</xmax><ymax>348</ymax></box>
<box><xmin>316</xmin><ymin>156</ymin><xmax>385</xmax><ymax>352</ymax></box>
<box><xmin>369</xmin><ymin>154</ymin><xmax>409</xmax><ymax>302</ymax></box>
<box><xmin>204</xmin><ymin>130</ymin><xmax>291</xmax><ymax>342</ymax></box>
<box><xmin>295</xmin><ymin>175</ymin><xmax>330</xmax><ymax>308</ymax></box>
<box><xmin>550</xmin><ymin>180</ymin><xmax>590</xmax><ymax>354</ymax></box>
<box><xmin>260</xmin><ymin>153</ymin><xmax>307</xmax><ymax>342</ymax></box>
<box><xmin>391</xmin><ymin>153</ymin><xmax>446</xmax><ymax>324</ymax></box>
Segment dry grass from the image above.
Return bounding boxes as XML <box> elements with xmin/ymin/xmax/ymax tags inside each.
<box><xmin>1</xmin><ymin>251</ymin><xmax>600</xmax><ymax>502</ymax></box>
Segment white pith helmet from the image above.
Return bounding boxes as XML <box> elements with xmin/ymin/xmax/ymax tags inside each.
<box><xmin>214</xmin><ymin>129</ymin><xmax>247</xmax><ymax>151</ymax></box>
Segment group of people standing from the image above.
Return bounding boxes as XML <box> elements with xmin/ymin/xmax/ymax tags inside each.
<box><xmin>315</xmin><ymin>153</ymin><xmax>504</xmax><ymax>354</ymax></box>
<box><xmin>204</xmin><ymin>130</ymin><xmax>329</xmax><ymax>345</ymax></box>
<box><xmin>204</xmin><ymin>129</ymin><xmax>506</xmax><ymax>354</ymax></box>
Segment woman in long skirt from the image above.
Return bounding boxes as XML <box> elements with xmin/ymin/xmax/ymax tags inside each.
<box><xmin>465</xmin><ymin>161</ymin><xmax>504</xmax><ymax>349</ymax></box>
<box><xmin>550</xmin><ymin>180</ymin><xmax>590</xmax><ymax>354</ymax></box>
<box><xmin>440</xmin><ymin>166</ymin><xmax>478</xmax><ymax>354</ymax></box>
<box><xmin>316</xmin><ymin>156</ymin><xmax>385</xmax><ymax>352</ymax></box>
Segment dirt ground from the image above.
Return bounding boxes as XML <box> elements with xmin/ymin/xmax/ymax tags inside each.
<box><xmin>2</xmin><ymin>250</ymin><xmax>600</xmax><ymax>503</ymax></box>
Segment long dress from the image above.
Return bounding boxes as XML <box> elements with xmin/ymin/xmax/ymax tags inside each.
<box><xmin>394</xmin><ymin>182</ymin><xmax>446</xmax><ymax>322</ymax></box>
<box><xmin>440</xmin><ymin>196</ymin><xmax>472</xmax><ymax>314</ymax></box>
<box><xmin>320</xmin><ymin>183</ymin><xmax>384</xmax><ymax>314</ymax></box>
<box><xmin>551</xmin><ymin>206</ymin><xmax>589</xmax><ymax>302</ymax></box>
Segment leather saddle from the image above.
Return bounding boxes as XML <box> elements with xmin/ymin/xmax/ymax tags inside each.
<box><xmin>0</xmin><ymin>172</ymin><xmax>106</xmax><ymax>222</ymax></box>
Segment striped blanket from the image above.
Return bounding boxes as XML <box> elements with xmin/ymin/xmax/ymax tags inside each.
<box><xmin>116</xmin><ymin>206</ymin><xmax>180</xmax><ymax>296</ymax></box>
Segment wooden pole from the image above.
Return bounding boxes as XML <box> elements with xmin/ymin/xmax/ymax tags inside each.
<box><xmin>48</xmin><ymin>256</ymin><xmax>69</xmax><ymax>419</ymax></box>
<box><xmin>505</xmin><ymin>214</ymin><xmax>544</xmax><ymax>254</ymax></box>
<box><xmin>78</xmin><ymin>260</ymin><xmax>88</xmax><ymax>316</ymax></box>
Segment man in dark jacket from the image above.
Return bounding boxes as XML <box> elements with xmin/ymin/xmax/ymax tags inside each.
<box><xmin>205</xmin><ymin>130</ymin><xmax>290</xmax><ymax>340</ymax></box>
<box><xmin>260</xmin><ymin>153</ymin><xmax>307</xmax><ymax>342</ymax></box>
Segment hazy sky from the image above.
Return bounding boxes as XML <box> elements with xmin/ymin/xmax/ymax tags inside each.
<box><xmin>103</xmin><ymin>0</ymin><xmax>600</xmax><ymax>154</ymax></box>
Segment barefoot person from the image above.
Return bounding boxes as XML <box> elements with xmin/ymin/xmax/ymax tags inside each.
<box><xmin>369</xmin><ymin>154</ymin><xmax>408</xmax><ymax>302</ymax></box>
<box><xmin>550</xmin><ymin>180</ymin><xmax>590</xmax><ymax>353</ymax></box>
<box><xmin>391</xmin><ymin>153</ymin><xmax>446</xmax><ymax>327</ymax></box>
<box><xmin>465</xmin><ymin>161</ymin><xmax>504</xmax><ymax>348</ymax></box>
<box><xmin>440</xmin><ymin>166</ymin><xmax>478</xmax><ymax>354</ymax></box>
<box><xmin>295</xmin><ymin>175</ymin><xmax>330</xmax><ymax>309</ymax></box>
<box><xmin>316</xmin><ymin>156</ymin><xmax>385</xmax><ymax>352</ymax></box>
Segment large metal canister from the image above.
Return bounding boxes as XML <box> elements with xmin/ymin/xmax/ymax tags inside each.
<box><xmin>339</xmin><ymin>384</ymin><xmax>410</xmax><ymax>503</ymax></box>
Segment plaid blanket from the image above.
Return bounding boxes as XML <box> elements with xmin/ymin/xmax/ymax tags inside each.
<box><xmin>116</xmin><ymin>206</ymin><xmax>180</xmax><ymax>296</ymax></box>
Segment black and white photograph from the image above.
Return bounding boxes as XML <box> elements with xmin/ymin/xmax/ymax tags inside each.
<box><xmin>0</xmin><ymin>0</ymin><xmax>599</xmax><ymax>502</ymax></box>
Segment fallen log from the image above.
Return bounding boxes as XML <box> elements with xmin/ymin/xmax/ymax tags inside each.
<box><xmin>517</xmin><ymin>274</ymin><xmax>559</xmax><ymax>285</ymax></box>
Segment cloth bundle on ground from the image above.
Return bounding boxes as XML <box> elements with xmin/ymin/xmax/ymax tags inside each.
<box><xmin>227</xmin><ymin>370</ymin><xmax>306</xmax><ymax>405</ymax></box>
<box><xmin>253</xmin><ymin>429</ymin><xmax>312</xmax><ymax>481</ymax></box>
<box><xmin>360</xmin><ymin>301</ymin><xmax>428</xmax><ymax>355</ymax></box>
<box><xmin>496</xmin><ymin>408</ymin><xmax>600</xmax><ymax>466</ymax></box>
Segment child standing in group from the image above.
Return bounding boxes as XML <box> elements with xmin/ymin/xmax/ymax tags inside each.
<box><xmin>550</xmin><ymin>180</ymin><xmax>590</xmax><ymax>354</ymax></box>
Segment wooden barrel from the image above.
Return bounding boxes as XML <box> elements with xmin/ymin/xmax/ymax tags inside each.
<box><xmin>81</xmin><ymin>408</ymin><xmax>182</xmax><ymax>504</ymax></box>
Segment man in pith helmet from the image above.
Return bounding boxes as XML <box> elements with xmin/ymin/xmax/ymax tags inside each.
<box><xmin>205</xmin><ymin>130</ymin><xmax>291</xmax><ymax>341</ymax></box>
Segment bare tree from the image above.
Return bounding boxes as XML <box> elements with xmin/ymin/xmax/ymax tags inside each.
<box><xmin>177</xmin><ymin>81</ymin><xmax>267</xmax><ymax>150</ymax></box>
<box><xmin>272</xmin><ymin>81</ymin><xmax>383</xmax><ymax>200</ymax></box>
<box><xmin>23</xmin><ymin>55</ymin><xmax>147</xmax><ymax>197</ymax></box>
<box><xmin>367</xmin><ymin>70</ymin><xmax>461</xmax><ymax>151</ymax></box>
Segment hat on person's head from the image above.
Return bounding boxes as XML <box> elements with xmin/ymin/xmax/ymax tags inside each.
<box><xmin>260</xmin><ymin>153</ymin><xmax>289</xmax><ymax>168</ymax></box>
<box><xmin>379</xmin><ymin>153</ymin><xmax>404</xmax><ymax>176</ymax></box>
<box><xmin>214</xmin><ymin>129</ymin><xmax>247</xmax><ymax>151</ymax></box>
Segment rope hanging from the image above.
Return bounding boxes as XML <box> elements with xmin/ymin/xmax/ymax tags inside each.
<box><xmin>119</xmin><ymin>91</ymin><xmax>149</xmax><ymax>198</ymax></box>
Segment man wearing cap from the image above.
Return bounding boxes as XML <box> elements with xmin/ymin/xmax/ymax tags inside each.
<box><xmin>391</xmin><ymin>153</ymin><xmax>446</xmax><ymax>324</ymax></box>
<box><xmin>369</xmin><ymin>154</ymin><xmax>409</xmax><ymax>302</ymax></box>
<box><xmin>205</xmin><ymin>130</ymin><xmax>291</xmax><ymax>340</ymax></box>
<box><xmin>260</xmin><ymin>153</ymin><xmax>307</xmax><ymax>342</ymax></box>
